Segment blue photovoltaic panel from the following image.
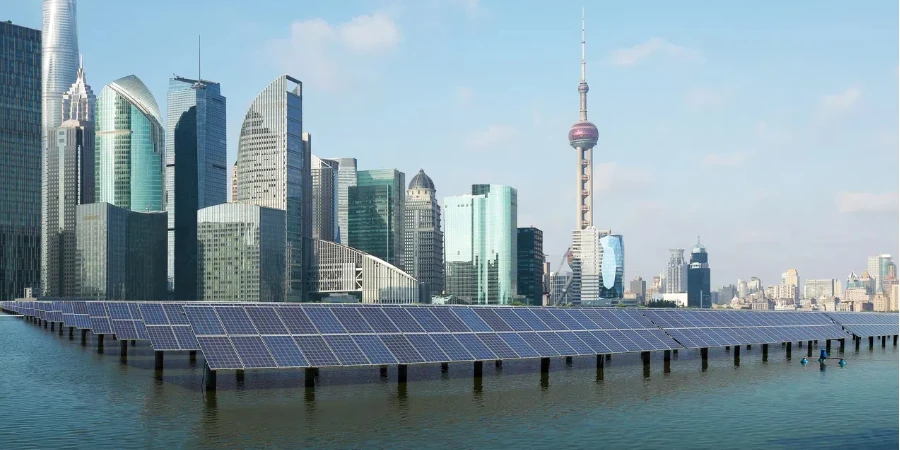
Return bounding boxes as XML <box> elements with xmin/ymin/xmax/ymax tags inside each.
<box><xmin>599</xmin><ymin>310</ymin><xmax>630</xmax><ymax>329</ymax></box>
<box><xmin>107</xmin><ymin>302</ymin><xmax>132</xmax><ymax>320</ymax></box>
<box><xmin>304</xmin><ymin>307</ymin><xmax>347</xmax><ymax>334</ymax></box>
<box><xmin>112</xmin><ymin>320</ymin><xmax>138</xmax><ymax>340</ymax></box>
<box><xmin>351</xmin><ymin>335</ymin><xmax>398</xmax><ymax>365</ymax></box>
<box><xmin>405</xmin><ymin>334</ymin><xmax>450</xmax><ymax>362</ymax></box>
<box><xmin>134</xmin><ymin>322</ymin><xmax>149</xmax><ymax>340</ymax></box>
<box><xmin>451</xmin><ymin>308</ymin><xmax>493</xmax><ymax>333</ymax></box>
<box><xmin>75</xmin><ymin>315</ymin><xmax>91</xmax><ymax>329</ymax></box>
<box><xmin>563</xmin><ymin>309</ymin><xmax>598</xmax><ymax>330</ymax></box>
<box><xmin>197</xmin><ymin>336</ymin><xmax>243</xmax><ymax>370</ymax></box>
<box><xmin>453</xmin><ymin>334</ymin><xmax>497</xmax><ymax>360</ymax></box>
<box><xmin>184</xmin><ymin>307</ymin><xmax>225</xmax><ymax>336</ymax></box>
<box><xmin>323</xmin><ymin>335</ymin><xmax>370</xmax><ymax>366</ymax></box>
<box><xmin>127</xmin><ymin>303</ymin><xmax>142</xmax><ymax>320</ymax></box>
<box><xmin>262</xmin><ymin>335</ymin><xmax>309</xmax><ymax>368</ymax></box>
<box><xmin>245</xmin><ymin>306</ymin><xmax>289</xmax><ymax>335</ymax></box>
<box><xmin>472</xmin><ymin>309</ymin><xmax>514</xmax><ymax>332</ymax></box>
<box><xmin>430</xmin><ymin>308</ymin><xmax>472</xmax><ymax>333</ymax></box>
<box><xmin>62</xmin><ymin>313</ymin><xmax>77</xmax><ymax>327</ymax></box>
<box><xmin>512</xmin><ymin>308</ymin><xmax>551</xmax><ymax>331</ymax></box>
<box><xmin>147</xmin><ymin>326</ymin><xmax>180</xmax><ymax>351</ymax></box>
<box><xmin>476</xmin><ymin>333</ymin><xmax>519</xmax><ymax>359</ymax></box>
<box><xmin>90</xmin><ymin>317</ymin><xmax>113</xmax><ymax>335</ymax></box>
<box><xmin>518</xmin><ymin>332</ymin><xmax>560</xmax><ymax>356</ymax></box>
<box><xmin>606</xmin><ymin>329</ymin><xmax>642</xmax><ymax>352</ymax></box>
<box><xmin>556</xmin><ymin>331</ymin><xmax>595</xmax><ymax>355</ymax></box>
<box><xmin>330</xmin><ymin>307</ymin><xmax>374</xmax><ymax>334</ymax></box>
<box><xmin>275</xmin><ymin>307</ymin><xmax>319</xmax><ymax>335</ymax></box>
<box><xmin>429</xmin><ymin>333</ymin><xmax>474</xmax><ymax>361</ymax></box>
<box><xmin>215</xmin><ymin>307</ymin><xmax>258</xmax><ymax>335</ymax></box>
<box><xmin>498</xmin><ymin>333</ymin><xmax>539</xmax><ymax>358</ymax></box>
<box><xmin>358</xmin><ymin>307</ymin><xmax>401</xmax><ymax>333</ymax></box>
<box><xmin>294</xmin><ymin>335</ymin><xmax>341</xmax><ymax>367</ymax></box>
<box><xmin>172</xmin><ymin>326</ymin><xmax>199</xmax><ymax>350</ymax></box>
<box><xmin>530</xmin><ymin>308</ymin><xmax>567</xmax><ymax>330</ymax></box>
<box><xmin>622</xmin><ymin>329</ymin><xmax>654</xmax><ymax>350</ymax></box>
<box><xmin>573</xmin><ymin>330</ymin><xmax>612</xmax><ymax>354</ymax></box>
<box><xmin>379</xmin><ymin>334</ymin><xmax>425</xmax><ymax>364</ymax></box>
<box><xmin>406</xmin><ymin>308</ymin><xmax>448</xmax><ymax>333</ymax></box>
<box><xmin>231</xmin><ymin>336</ymin><xmax>277</xmax><ymax>368</ymax></box>
<box><xmin>163</xmin><ymin>304</ymin><xmax>190</xmax><ymax>325</ymax></box>
<box><xmin>590</xmin><ymin>330</ymin><xmax>628</xmax><ymax>353</ymax></box>
<box><xmin>493</xmin><ymin>308</ymin><xmax>533</xmax><ymax>331</ymax></box>
<box><xmin>380</xmin><ymin>307</ymin><xmax>425</xmax><ymax>333</ymax></box>
<box><xmin>548</xmin><ymin>309</ymin><xmax>583</xmax><ymax>330</ymax></box>
<box><xmin>139</xmin><ymin>304</ymin><xmax>169</xmax><ymax>325</ymax></box>
<box><xmin>73</xmin><ymin>302</ymin><xmax>88</xmax><ymax>315</ymax></box>
<box><xmin>61</xmin><ymin>302</ymin><xmax>74</xmax><ymax>314</ymax></box>
<box><xmin>87</xmin><ymin>302</ymin><xmax>107</xmax><ymax>318</ymax></box>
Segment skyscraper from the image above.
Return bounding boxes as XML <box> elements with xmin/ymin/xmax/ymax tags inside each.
<box><xmin>165</xmin><ymin>76</ymin><xmax>227</xmax><ymax>299</ymax></box>
<box><xmin>687</xmin><ymin>237</ymin><xmax>710</xmax><ymax>308</ymax></box>
<box><xmin>348</xmin><ymin>169</ymin><xmax>405</xmax><ymax>269</ymax></box>
<box><xmin>0</xmin><ymin>21</ymin><xmax>42</xmax><ymax>300</ymax></box>
<box><xmin>782</xmin><ymin>268</ymin><xmax>799</xmax><ymax>301</ymax></box>
<box><xmin>516</xmin><ymin>227</ymin><xmax>544</xmax><ymax>305</ymax></box>
<box><xmin>868</xmin><ymin>254</ymin><xmax>894</xmax><ymax>294</ymax></box>
<box><xmin>235</xmin><ymin>75</ymin><xmax>306</xmax><ymax>301</ymax></box>
<box><xmin>42</xmin><ymin>0</ymin><xmax>79</xmax><ymax>156</ymax></box>
<box><xmin>41</xmin><ymin>61</ymin><xmax>95</xmax><ymax>297</ymax></box>
<box><xmin>666</xmin><ymin>249</ymin><xmax>687</xmax><ymax>294</ymax></box>
<box><xmin>310</xmin><ymin>152</ymin><xmax>338</xmax><ymax>242</ymax></box>
<box><xmin>323</xmin><ymin>157</ymin><xmax>357</xmax><ymax>244</ymax></box>
<box><xmin>95</xmin><ymin>75</ymin><xmax>165</xmax><ymax>212</ymax></box>
<box><xmin>444</xmin><ymin>185</ymin><xmax>517</xmax><ymax>305</ymax></box>
<box><xmin>404</xmin><ymin>169</ymin><xmax>444</xmax><ymax>298</ymax></box>
<box><xmin>630</xmin><ymin>276</ymin><xmax>646</xmax><ymax>303</ymax></box>
<box><xmin>568</xmin><ymin>10</ymin><xmax>599</xmax><ymax>231</ymax></box>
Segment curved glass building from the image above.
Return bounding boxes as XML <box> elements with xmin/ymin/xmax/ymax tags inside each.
<box><xmin>95</xmin><ymin>75</ymin><xmax>164</xmax><ymax>212</ymax></box>
<box><xmin>598</xmin><ymin>234</ymin><xmax>624</xmax><ymax>299</ymax></box>
<box><xmin>42</xmin><ymin>0</ymin><xmax>80</xmax><ymax>151</ymax></box>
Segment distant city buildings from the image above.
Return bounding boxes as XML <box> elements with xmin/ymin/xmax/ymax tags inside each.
<box><xmin>687</xmin><ymin>237</ymin><xmax>710</xmax><ymax>308</ymax></box>
<box><xmin>42</xmin><ymin>0</ymin><xmax>79</xmax><ymax>160</ymax></box>
<box><xmin>324</xmin><ymin>157</ymin><xmax>357</xmax><ymax>244</ymax></box>
<box><xmin>868</xmin><ymin>254</ymin><xmax>895</xmax><ymax>294</ymax></box>
<box><xmin>516</xmin><ymin>227</ymin><xmax>544</xmax><ymax>306</ymax></box>
<box><xmin>75</xmin><ymin>203</ymin><xmax>167</xmax><ymax>300</ymax></box>
<box><xmin>349</xmin><ymin>169</ymin><xmax>405</xmax><ymax>270</ymax></box>
<box><xmin>666</xmin><ymin>249</ymin><xmax>687</xmax><ymax>294</ymax></box>
<box><xmin>717</xmin><ymin>284</ymin><xmax>736</xmax><ymax>305</ymax></box>
<box><xmin>404</xmin><ymin>170</ymin><xmax>444</xmax><ymax>299</ymax></box>
<box><xmin>310</xmin><ymin>152</ymin><xmax>338</xmax><ymax>242</ymax></box>
<box><xmin>307</xmin><ymin>238</ymin><xmax>419</xmax><ymax>303</ymax></box>
<box><xmin>165</xmin><ymin>76</ymin><xmax>227</xmax><ymax>299</ymax></box>
<box><xmin>444</xmin><ymin>185</ymin><xmax>517</xmax><ymax>305</ymax></box>
<box><xmin>804</xmin><ymin>279</ymin><xmax>838</xmax><ymax>300</ymax></box>
<box><xmin>630</xmin><ymin>276</ymin><xmax>646</xmax><ymax>304</ymax></box>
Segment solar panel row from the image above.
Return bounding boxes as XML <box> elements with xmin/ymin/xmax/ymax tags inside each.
<box><xmin>824</xmin><ymin>312</ymin><xmax>899</xmax><ymax>338</ymax></box>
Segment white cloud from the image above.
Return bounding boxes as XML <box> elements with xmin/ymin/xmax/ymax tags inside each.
<box><xmin>464</xmin><ymin>124</ymin><xmax>518</xmax><ymax>149</ymax></box>
<box><xmin>610</xmin><ymin>38</ymin><xmax>703</xmax><ymax>67</ymax></box>
<box><xmin>754</xmin><ymin>120</ymin><xmax>792</xmax><ymax>146</ymax></box>
<box><xmin>457</xmin><ymin>86</ymin><xmax>474</xmax><ymax>106</ymax></box>
<box><xmin>836</xmin><ymin>192</ymin><xmax>898</xmax><ymax>214</ymax></box>
<box><xmin>265</xmin><ymin>12</ymin><xmax>400</xmax><ymax>90</ymax></box>
<box><xmin>703</xmin><ymin>153</ymin><xmax>747</xmax><ymax>166</ymax></box>
<box><xmin>594</xmin><ymin>163</ymin><xmax>652</xmax><ymax>194</ymax></box>
<box><xmin>819</xmin><ymin>87</ymin><xmax>861</xmax><ymax>115</ymax></box>
<box><xmin>685</xmin><ymin>87</ymin><xmax>725</xmax><ymax>108</ymax></box>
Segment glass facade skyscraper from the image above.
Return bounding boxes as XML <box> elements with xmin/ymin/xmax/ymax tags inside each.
<box><xmin>41</xmin><ymin>0</ymin><xmax>79</xmax><ymax>156</ymax></box>
<box><xmin>310</xmin><ymin>152</ymin><xmax>338</xmax><ymax>242</ymax></box>
<box><xmin>404</xmin><ymin>170</ymin><xmax>444</xmax><ymax>299</ymax></box>
<box><xmin>348</xmin><ymin>169</ymin><xmax>406</xmax><ymax>270</ymax></box>
<box><xmin>95</xmin><ymin>75</ymin><xmax>164</xmax><ymax>212</ymax></box>
<box><xmin>516</xmin><ymin>227</ymin><xmax>544</xmax><ymax>305</ymax></box>
<box><xmin>323</xmin><ymin>157</ymin><xmax>357</xmax><ymax>244</ymax></box>
<box><xmin>165</xmin><ymin>76</ymin><xmax>227</xmax><ymax>299</ymax></box>
<box><xmin>687</xmin><ymin>238</ymin><xmax>710</xmax><ymax>308</ymax></box>
<box><xmin>0</xmin><ymin>22</ymin><xmax>42</xmax><ymax>300</ymax></box>
<box><xmin>598</xmin><ymin>234</ymin><xmax>624</xmax><ymax>300</ymax></box>
<box><xmin>75</xmin><ymin>202</ymin><xmax>167</xmax><ymax>300</ymax></box>
<box><xmin>197</xmin><ymin>204</ymin><xmax>286</xmax><ymax>302</ymax></box>
<box><xmin>235</xmin><ymin>75</ymin><xmax>307</xmax><ymax>301</ymax></box>
<box><xmin>444</xmin><ymin>185</ymin><xmax>517</xmax><ymax>305</ymax></box>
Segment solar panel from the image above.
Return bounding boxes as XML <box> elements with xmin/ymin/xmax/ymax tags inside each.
<box><xmin>197</xmin><ymin>336</ymin><xmax>243</xmax><ymax>370</ymax></box>
<box><xmin>107</xmin><ymin>302</ymin><xmax>132</xmax><ymax>320</ymax></box>
<box><xmin>304</xmin><ymin>307</ymin><xmax>347</xmax><ymax>334</ymax></box>
<box><xmin>493</xmin><ymin>308</ymin><xmax>533</xmax><ymax>331</ymax></box>
<box><xmin>112</xmin><ymin>320</ymin><xmax>139</xmax><ymax>340</ymax></box>
<box><xmin>294</xmin><ymin>335</ymin><xmax>341</xmax><ymax>367</ymax></box>
<box><xmin>323</xmin><ymin>335</ymin><xmax>370</xmax><ymax>366</ymax></box>
<box><xmin>231</xmin><ymin>336</ymin><xmax>277</xmax><ymax>368</ymax></box>
<box><xmin>215</xmin><ymin>307</ymin><xmax>258</xmax><ymax>335</ymax></box>
<box><xmin>379</xmin><ymin>334</ymin><xmax>425</xmax><ymax>364</ymax></box>
<box><xmin>275</xmin><ymin>307</ymin><xmax>319</xmax><ymax>335</ymax></box>
<box><xmin>475</xmin><ymin>333</ymin><xmax>519</xmax><ymax>359</ymax></box>
<box><xmin>74</xmin><ymin>315</ymin><xmax>91</xmax><ymax>329</ymax></box>
<box><xmin>530</xmin><ymin>308</ymin><xmax>567</xmax><ymax>330</ymax></box>
<box><xmin>72</xmin><ymin>302</ymin><xmax>88</xmax><ymax>315</ymax></box>
<box><xmin>330</xmin><ymin>307</ymin><xmax>374</xmax><ymax>334</ymax></box>
<box><xmin>518</xmin><ymin>332</ymin><xmax>560</xmax><ymax>356</ymax></box>
<box><xmin>90</xmin><ymin>317</ymin><xmax>113</xmax><ymax>335</ymax></box>
<box><xmin>572</xmin><ymin>330</ymin><xmax>612</xmax><ymax>354</ymax></box>
<box><xmin>547</xmin><ymin>309</ymin><xmax>582</xmax><ymax>330</ymax></box>
<box><xmin>134</xmin><ymin>321</ymin><xmax>150</xmax><ymax>340</ymax></box>
<box><xmin>590</xmin><ymin>330</ymin><xmax>629</xmax><ymax>353</ymax></box>
<box><xmin>429</xmin><ymin>333</ymin><xmax>474</xmax><ymax>361</ymax></box>
<box><xmin>172</xmin><ymin>325</ymin><xmax>199</xmax><ymax>350</ymax></box>
<box><xmin>429</xmin><ymin>307</ymin><xmax>472</xmax><ymax>332</ymax></box>
<box><xmin>562</xmin><ymin>309</ymin><xmax>597</xmax><ymax>330</ymax></box>
<box><xmin>184</xmin><ymin>306</ymin><xmax>225</xmax><ymax>336</ymax></box>
<box><xmin>358</xmin><ymin>307</ymin><xmax>401</xmax><ymax>333</ymax></box>
<box><xmin>453</xmin><ymin>333</ymin><xmax>497</xmax><ymax>360</ymax></box>
<box><xmin>512</xmin><ymin>308</ymin><xmax>551</xmax><ymax>331</ymax></box>
<box><xmin>244</xmin><ymin>306</ymin><xmax>288</xmax><ymax>335</ymax></box>
<box><xmin>147</xmin><ymin>326</ymin><xmax>180</xmax><ymax>351</ymax></box>
<box><xmin>139</xmin><ymin>303</ymin><xmax>169</xmax><ymax>325</ymax></box>
<box><xmin>472</xmin><ymin>309</ymin><xmax>514</xmax><ymax>332</ymax></box>
<box><xmin>380</xmin><ymin>307</ymin><xmax>425</xmax><ymax>333</ymax></box>
<box><xmin>351</xmin><ymin>335</ymin><xmax>397</xmax><ymax>365</ymax></box>
<box><xmin>262</xmin><ymin>335</ymin><xmax>309</xmax><ymax>368</ymax></box>
<box><xmin>556</xmin><ymin>331</ymin><xmax>595</xmax><ymax>355</ymax></box>
<box><xmin>163</xmin><ymin>304</ymin><xmax>190</xmax><ymax>325</ymax></box>
<box><xmin>498</xmin><ymin>333</ymin><xmax>539</xmax><ymax>358</ymax></box>
<box><xmin>405</xmin><ymin>334</ymin><xmax>451</xmax><ymax>362</ymax></box>
<box><xmin>406</xmin><ymin>308</ymin><xmax>449</xmax><ymax>333</ymax></box>
<box><xmin>449</xmin><ymin>308</ymin><xmax>492</xmax><ymax>332</ymax></box>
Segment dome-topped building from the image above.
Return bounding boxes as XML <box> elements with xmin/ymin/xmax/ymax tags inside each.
<box><xmin>408</xmin><ymin>169</ymin><xmax>435</xmax><ymax>191</ymax></box>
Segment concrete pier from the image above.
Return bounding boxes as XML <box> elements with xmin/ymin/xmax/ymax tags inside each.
<box><xmin>700</xmin><ymin>348</ymin><xmax>709</xmax><ymax>362</ymax></box>
<box><xmin>440</xmin><ymin>362</ymin><xmax>449</xmax><ymax>373</ymax></box>
<box><xmin>68</xmin><ymin>327</ymin><xmax>73</xmax><ymax>339</ymax></box>
<box><xmin>807</xmin><ymin>341</ymin><xmax>813</xmax><ymax>357</ymax></box>
<box><xmin>97</xmin><ymin>334</ymin><xmax>105</xmax><ymax>352</ymax></box>
<box><xmin>882</xmin><ymin>336</ymin><xmax>886</xmax><ymax>348</ymax></box>
<box><xmin>664</xmin><ymin>350</ymin><xmax>671</xmax><ymax>362</ymax></box>
<box><xmin>596</xmin><ymin>354</ymin><xmax>604</xmax><ymax>369</ymax></box>
<box><xmin>641</xmin><ymin>351</ymin><xmax>650</xmax><ymax>364</ymax></box>
<box><xmin>81</xmin><ymin>329</ymin><xmax>88</xmax><ymax>344</ymax></box>
<box><xmin>733</xmin><ymin>345</ymin><xmax>740</xmax><ymax>366</ymax></box>
<box><xmin>189</xmin><ymin>351</ymin><xmax>197</xmax><ymax>363</ymax></box>
<box><xmin>495</xmin><ymin>360</ymin><xmax>502</xmax><ymax>369</ymax></box>
<box><xmin>786</xmin><ymin>342</ymin><xmax>791</xmax><ymax>359</ymax></box>
<box><xmin>826</xmin><ymin>339</ymin><xmax>832</xmax><ymax>353</ymax></box>
<box><xmin>120</xmin><ymin>340</ymin><xmax>128</xmax><ymax>358</ymax></box>
<box><xmin>540</xmin><ymin>357</ymin><xmax>550</xmax><ymax>373</ymax></box>
<box><xmin>236</xmin><ymin>370</ymin><xmax>245</xmax><ymax>384</ymax></box>
<box><xmin>762</xmin><ymin>343</ymin><xmax>768</xmax><ymax>361</ymax></box>
<box><xmin>204</xmin><ymin>364</ymin><xmax>217</xmax><ymax>391</ymax></box>
<box><xmin>565</xmin><ymin>356</ymin><xmax>573</xmax><ymax>366</ymax></box>
<box><xmin>305</xmin><ymin>368</ymin><xmax>316</xmax><ymax>388</ymax></box>
<box><xmin>855</xmin><ymin>336</ymin><xmax>860</xmax><ymax>351</ymax></box>
<box><xmin>894</xmin><ymin>335</ymin><xmax>898</xmax><ymax>346</ymax></box>
<box><xmin>379</xmin><ymin>366</ymin><xmax>388</xmax><ymax>378</ymax></box>
<box><xmin>474</xmin><ymin>361</ymin><xmax>483</xmax><ymax>378</ymax></box>
<box><xmin>746</xmin><ymin>344</ymin><xmax>751</xmax><ymax>351</ymax></box>
<box><xmin>839</xmin><ymin>338</ymin><xmax>845</xmax><ymax>353</ymax></box>
<box><xmin>869</xmin><ymin>336</ymin><xmax>874</xmax><ymax>350</ymax></box>
<box><xmin>154</xmin><ymin>351</ymin><xmax>164</xmax><ymax>370</ymax></box>
<box><xmin>397</xmin><ymin>365</ymin><xmax>408</xmax><ymax>384</ymax></box>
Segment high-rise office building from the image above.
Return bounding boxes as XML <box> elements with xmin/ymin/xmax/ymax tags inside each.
<box><xmin>310</xmin><ymin>152</ymin><xmax>338</xmax><ymax>242</ymax></box>
<box><xmin>444</xmin><ymin>185</ymin><xmax>517</xmax><ymax>304</ymax></box>
<box><xmin>42</xmin><ymin>0</ymin><xmax>79</xmax><ymax>157</ymax></box>
<box><xmin>804</xmin><ymin>279</ymin><xmax>838</xmax><ymax>300</ymax></box>
<box><xmin>630</xmin><ymin>276</ymin><xmax>646</xmax><ymax>303</ymax></box>
<box><xmin>868</xmin><ymin>254</ymin><xmax>894</xmax><ymax>294</ymax></box>
<box><xmin>717</xmin><ymin>284</ymin><xmax>736</xmax><ymax>304</ymax></box>
<box><xmin>75</xmin><ymin>202</ymin><xmax>167</xmax><ymax>300</ymax></box>
<box><xmin>95</xmin><ymin>75</ymin><xmax>165</xmax><ymax>212</ymax></box>
<box><xmin>235</xmin><ymin>75</ymin><xmax>307</xmax><ymax>301</ymax></box>
<box><xmin>197</xmin><ymin>203</ymin><xmax>286</xmax><ymax>302</ymax></box>
<box><xmin>687</xmin><ymin>237</ymin><xmax>710</xmax><ymax>308</ymax></box>
<box><xmin>782</xmin><ymin>268</ymin><xmax>799</xmax><ymax>301</ymax></box>
<box><xmin>231</xmin><ymin>163</ymin><xmax>237</xmax><ymax>202</ymax></box>
<box><xmin>666</xmin><ymin>249</ymin><xmax>687</xmax><ymax>293</ymax></box>
<box><xmin>41</xmin><ymin>62</ymin><xmax>95</xmax><ymax>297</ymax></box>
<box><xmin>0</xmin><ymin>21</ymin><xmax>42</xmax><ymax>300</ymax></box>
<box><xmin>348</xmin><ymin>169</ymin><xmax>405</xmax><ymax>269</ymax></box>
<box><xmin>549</xmin><ymin>272</ymin><xmax>571</xmax><ymax>305</ymax></box>
<box><xmin>404</xmin><ymin>169</ymin><xmax>444</xmax><ymax>298</ymax></box>
<box><xmin>748</xmin><ymin>276</ymin><xmax>762</xmax><ymax>294</ymax></box>
<box><xmin>569</xmin><ymin>228</ymin><xmax>624</xmax><ymax>305</ymax></box>
<box><xmin>516</xmin><ymin>227</ymin><xmax>544</xmax><ymax>306</ymax></box>
<box><xmin>165</xmin><ymin>76</ymin><xmax>227</xmax><ymax>299</ymax></box>
<box><xmin>323</xmin><ymin>157</ymin><xmax>357</xmax><ymax>244</ymax></box>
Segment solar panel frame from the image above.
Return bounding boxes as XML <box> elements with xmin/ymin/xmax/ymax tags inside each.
<box><xmin>405</xmin><ymin>333</ymin><xmax>451</xmax><ymax>362</ymax></box>
<box><xmin>245</xmin><ymin>306</ymin><xmax>290</xmax><ymax>335</ymax></box>
<box><xmin>275</xmin><ymin>307</ymin><xmax>319</xmax><ymax>335</ymax></box>
<box><xmin>429</xmin><ymin>333</ymin><xmax>475</xmax><ymax>361</ymax></box>
<box><xmin>323</xmin><ymin>335</ymin><xmax>371</xmax><ymax>366</ymax></box>
<box><xmin>498</xmin><ymin>333</ymin><xmax>539</xmax><ymax>358</ymax></box>
<box><xmin>451</xmin><ymin>308</ymin><xmax>493</xmax><ymax>333</ymax></box>
<box><xmin>379</xmin><ymin>334</ymin><xmax>425</xmax><ymax>364</ymax></box>
<box><xmin>454</xmin><ymin>333</ymin><xmax>498</xmax><ymax>360</ymax></box>
<box><xmin>430</xmin><ymin>307</ymin><xmax>472</xmax><ymax>332</ymax></box>
<box><xmin>330</xmin><ymin>307</ymin><xmax>374</xmax><ymax>334</ymax></box>
<box><xmin>351</xmin><ymin>335</ymin><xmax>398</xmax><ymax>365</ymax></box>
<box><xmin>262</xmin><ymin>335</ymin><xmax>309</xmax><ymax>368</ymax></box>
<box><xmin>405</xmin><ymin>308</ymin><xmax>449</xmax><ymax>333</ymax></box>
<box><xmin>294</xmin><ymin>335</ymin><xmax>341</xmax><ymax>367</ymax></box>
<box><xmin>197</xmin><ymin>336</ymin><xmax>244</xmax><ymax>370</ymax></box>
<box><xmin>380</xmin><ymin>307</ymin><xmax>426</xmax><ymax>333</ymax></box>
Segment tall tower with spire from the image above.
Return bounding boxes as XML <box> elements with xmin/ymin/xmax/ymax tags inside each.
<box><xmin>568</xmin><ymin>9</ymin><xmax>599</xmax><ymax>230</ymax></box>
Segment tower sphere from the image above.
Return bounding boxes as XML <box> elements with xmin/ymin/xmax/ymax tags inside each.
<box><xmin>568</xmin><ymin>120</ymin><xmax>599</xmax><ymax>149</ymax></box>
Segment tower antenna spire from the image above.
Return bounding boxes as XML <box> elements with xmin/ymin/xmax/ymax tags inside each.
<box><xmin>581</xmin><ymin>8</ymin><xmax>586</xmax><ymax>82</ymax></box>
<box><xmin>198</xmin><ymin>34</ymin><xmax>201</xmax><ymax>82</ymax></box>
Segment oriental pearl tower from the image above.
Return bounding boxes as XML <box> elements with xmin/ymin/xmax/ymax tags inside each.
<box><xmin>568</xmin><ymin>10</ymin><xmax>599</xmax><ymax>231</ymax></box>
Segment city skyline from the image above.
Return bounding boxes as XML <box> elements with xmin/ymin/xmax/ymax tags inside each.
<box><xmin>3</xmin><ymin>1</ymin><xmax>897</xmax><ymax>288</ymax></box>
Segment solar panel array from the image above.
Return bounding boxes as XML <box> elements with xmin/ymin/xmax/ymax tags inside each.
<box><xmin>184</xmin><ymin>304</ymin><xmax>681</xmax><ymax>370</ymax></box>
<box><xmin>139</xmin><ymin>303</ymin><xmax>200</xmax><ymax>351</ymax></box>
<box><xmin>642</xmin><ymin>310</ymin><xmax>849</xmax><ymax>348</ymax></box>
<box><xmin>824</xmin><ymin>312</ymin><xmax>900</xmax><ymax>337</ymax></box>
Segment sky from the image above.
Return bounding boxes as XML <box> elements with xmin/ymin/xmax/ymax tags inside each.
<box><xmin>6</xmin><ymin>0</ymin><xmax>898</xmax><ymax>290</ymax></box>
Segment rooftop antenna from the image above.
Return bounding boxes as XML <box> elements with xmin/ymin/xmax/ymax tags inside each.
<box><xmin>198</xmin><ymin>34</ymin><xmax>201</xmax><ymax>82</ymax></box>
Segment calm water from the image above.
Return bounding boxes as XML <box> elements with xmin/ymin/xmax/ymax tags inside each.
<box><xmin>0</xmin><ymin>315</ymin><xmax>897</xmax><ymax>449</ymax></box>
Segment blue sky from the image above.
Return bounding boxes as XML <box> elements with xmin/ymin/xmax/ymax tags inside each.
<box><xmin>6</xmin><ymin>0</ymin><xmax>898</xmax><ymax>289</ymax></box>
